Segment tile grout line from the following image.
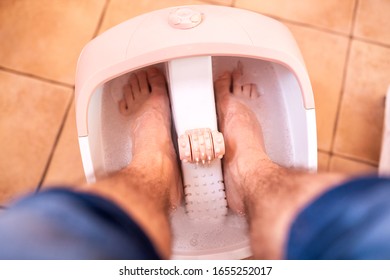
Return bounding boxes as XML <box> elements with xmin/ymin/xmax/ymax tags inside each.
<box><xmin>328</xmin><ymin>0</ymin><xmax>360</xmax><ymax>156</ymax></box>
<box><xmin>0</xmin><ymin>66</ymin><xmax>74</xmax><ymax>89</ymax></box>
<box><xmin>232</xmin><ymin>6</ymin><xmax>389</xmax><ymax>50</ymax></box>
<box><xmin>92</xmin><ymin>0</ymin><xmax>111</xmax><ymax>38</ymax></box>
<box><xmin>317</xmin><ymin>148</ymin><xmax>378</xmax><ymax>168</ymax></box>
<box><xmin>244</xmin><ymin>7</ymin><xmax>390</xmax><ymax>50</ymax></box>
<box><xmin>349</xmin><ymin>0</ymin><xmax>360</xmax><ymax>36</ymax></box>
<box><xmin>331</xmin><ymin>152</ymin><xmax>379</xmax><ymax>167</ymax></box>
<box><xmin>316</xmin><ymin>148</ymin><xmax>331</xmax><ymax>171</ymax></box>
<box><xmin>261</xmin><ymin>14</ymin><xmax>352</xmax><ymax>38</ymax></box>
<box><xmin>353</xmin><ymin>36</ymin><xmax>390</xmax><ymax>49</ymax></box>
<box><xmin>35</xmin><ymin>0</ymin><xmax>111</xmax><ymax>191</ymax></box>
<box><xmin>323</xmin><ymin>151</ymin><xmax>331</xmax><ymax>172</ymax></box>
<box><xmin>328</xmin><ymin>152</ymin><xmax>378</xmax><ymax>168</ymax></box>
<box><xmin>35</xmin><ymin>95</ymin><xmax>74</xmax><ymax>192</ymax></box>
<box><xmin>0</xmin><ymin>0</ymin><xmax>112</xmax><ymax>89</ymax></box>
<box><xmin>325</xmin><ymin>154</ymin><xmax>331</xmax><ymax>172</ymax></box>
<box><xmin>317</xmin><ymin>148</ymin><xmax>330</xmax><ymax>154</ymax></box>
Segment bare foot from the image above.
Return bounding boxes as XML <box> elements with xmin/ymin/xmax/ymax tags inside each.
<box><xmin>119</xmin><ymin>67</ymin><xmax>182</xmax><ymax>209</ymax></box>
<box><xmin>215</xmin><ymin>66</ymin><xmax>347</xmax><ymax>259</ymax></box>
<box><xmin>215</xmin><ymin>65</ymin><xmax>276</xmax><ymax>213</ymax></box>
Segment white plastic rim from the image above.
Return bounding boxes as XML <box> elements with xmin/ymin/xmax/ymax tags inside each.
<box><xmin>78</xmin><ymin>136</ymin><xmax>96</xmax><ymax>184</ymax></box>
<box><xmin>77</xmin><ymin>57</ymin><xmax>317</xmax><ymax>259</ymax></box>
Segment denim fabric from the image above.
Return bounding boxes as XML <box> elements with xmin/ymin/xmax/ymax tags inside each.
<box><xmin>2</xmin><ymin>177</ymin><xmax>390</xmax><ymax>260</ymax></box>
<box><xmin>287</xmin><ymin>177</ymin><xmax>390</xmax><ymax>259</ymax></box>
<box><xmin>0</xmin><ymin>189</ymin><xmax>160</xmax><ymax>259</ymax></box>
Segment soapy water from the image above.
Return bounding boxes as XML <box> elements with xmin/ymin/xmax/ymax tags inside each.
<box><xmin>101</xmin><ymin>74</ymin><xmax>133</xmax><ymax>173</ymax></box>
<box><xmin>102</xmin><ymin>58</ymin><xmax>294</xmax><ymax>171</ymax></box>
<box><xmin>100</xmin><ymin>58</ymin><xmax>294</xmax><ymax>258</ymax></box>
<box><xmin>212</xmin><ymin>57</ymin><xmax>294</xmax><ymax>168</ymax></box>
<box><xmin>170</xmin><ymin>207</ymin><xmax>250</xmax><ymax>257</ymax></box>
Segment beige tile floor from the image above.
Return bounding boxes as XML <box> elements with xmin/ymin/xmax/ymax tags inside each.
<box><xmin>1</xmin><ymin>0</ymin><xmax>389</xmax><ymax>206</ymax></box>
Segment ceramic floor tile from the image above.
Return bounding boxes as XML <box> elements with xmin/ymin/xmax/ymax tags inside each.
<box><xmin>0</xmin><ymin>71</ymin><xmax>72</xmax><ymax>205</ymax></box>
<box><xmin>334</xmin><ymin>40</ymin><xmax>390</xmax><ymax>164</ymax></box>
<box><xmin>329</xmin><ymin>155</ymin><xmax>377</xmax><ymax>175</ymax></box>
<box><xmin>43</xmin><ymin>100</ymin><xmax>87</xmax><ymax>189</ymax></box>
<box><xmin>317</xmin><ymin>151</ymin><xmax>330</xmax><ymax>172</ymax></box>
<box><xmin>0</xmin><ymin>0</ymin><xmax>106</xmax><ymax>84</ymax></box>
<box><xmin>285</xmin><ymin>23</ymin><xmax>349</xmax><ymax>151</ymax></box>
<box><xmin>99</xmin><ymin>0</ymin><xmax>211</xmax><ymax>33</ymax></box>
<box><xmin>234</xmin><ymin>0</ymin><xmax>356</xmax><ymax>34</ymax></box>
<box><xmin>354</xmin><ymin>0</ymin><xmax>390</xmax><ymax>46</ymax></box>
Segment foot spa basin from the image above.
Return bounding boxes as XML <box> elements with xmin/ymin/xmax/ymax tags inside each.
<box><xmin>75</xmin><ymin>5</ymin><xmax>317</xmax><ymax>259</ymax></box>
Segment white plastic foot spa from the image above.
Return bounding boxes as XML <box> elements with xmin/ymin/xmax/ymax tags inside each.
<box><xmin>75</xmin><ymin>5</ymin><xmax>317</xmax><ymax>259</ymax></box>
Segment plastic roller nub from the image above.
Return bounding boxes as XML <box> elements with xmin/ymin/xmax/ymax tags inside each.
<box><xmin>178</xmin><ymin>128</ymin><xmax>225</xmax><ymax>164</ymax></box>
<box><xmin>178</xmin><ymin>134</ymin><xmax>191</xmax><ymax>163</ymax></box>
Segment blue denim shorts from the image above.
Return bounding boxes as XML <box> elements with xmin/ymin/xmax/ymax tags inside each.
<box><xmin>0</xmin><ymin>177</ymin><xmax>389</xmax><ymax>259</ymax></box>
<box><xmin>287</xmin><ymin>177</ymin><xmax>390</xmax><ymax>259</ymax></box>
<box><xmin>0</xmin><ymin>189</ymin><xmax>159</xmax><ymax>259</ymax></box>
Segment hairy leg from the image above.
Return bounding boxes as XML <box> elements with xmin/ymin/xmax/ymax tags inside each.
<box><xmin>215</xmin><ymin>66</ymin><xmax>346</xmax><ymax>259</ymax></box>
<box><xmin>82</xmin><ymin>68</ymin><xmax>182</xmax><ymax>258</ymax></box>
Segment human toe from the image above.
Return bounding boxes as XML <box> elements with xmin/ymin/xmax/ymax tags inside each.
<box><xmin>147</xmin><ymin>67</ymin><xmax>166</xmax><ymax>92</ymax></box>
<box><xmin>129</xmin><ymin>73</ymin><xmax>141</xmax><ymax>98</ymax></box>
<box><xmin>136</xmin><ymin>70</ymin><xmax>150</xmax><ymax>95</ymax></box>
<box><xmin>214</xmin><ymin>71</ymin><xmax>232</xmax><ymax>100</ymax></box>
